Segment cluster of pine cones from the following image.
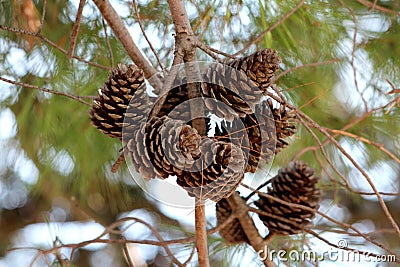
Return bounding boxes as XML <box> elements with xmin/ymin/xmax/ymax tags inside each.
<box><xmin>89</xmin><ymin>48</ymin><xmax>320</xmax><ymax>239</ymax></box>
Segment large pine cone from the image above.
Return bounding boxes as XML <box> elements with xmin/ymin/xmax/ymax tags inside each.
<box><xmin>255</xmin><ymin>161</ymin><xmax>321</xmax><ymax>235</ymax></box>
<box><xmin>177</xmin><ymin>139</ymin><xmax>246</xmax><ymax>201</ymax></box>
<box><xmin>89</xmin><ymin>64</ymin><xmax>151</xmax><ymax>139</ymax></box>
<box><xmin>216</xmin><ymin>192</ymin><xmax>249</xmax><ymax>244</ymax></box>
<box><xmin>126</xmin><ymin>116</ymin><xmax>201</xmax><ymax>180</ymax></box>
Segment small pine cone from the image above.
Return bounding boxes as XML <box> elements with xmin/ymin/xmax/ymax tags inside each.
<box><xmin>89</xmin><ymin>64</ymin><xmax>151</xmax><ymax>139</ymax></box>
<box><xmin>266</xmin><ymin>99</ymin><xmax>296</xmax><ymax>153</ymax></box>
<box><xmin>177</xmin><ymin>139</ymin><xmax>246</xmax><ymax>201</ymax></box>
<box><xmin>224</xmin><ymin>48</ymin><xmax>281</xmax><ymax>94</ymax></box>
<box><xmin>216</xmin><ymin>192</ymin><xmax>249</xmax><ymax>244</ymax></box>
<box><xmin>255</xmin><ymin>161</ymin><xmax>321</xmax><ymax>235</ymax></box>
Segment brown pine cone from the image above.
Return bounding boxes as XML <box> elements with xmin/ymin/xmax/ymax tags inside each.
<box><xmin>177</xmin><ymin>139</ymin><xmax>246</xmax><ymax>201</ymax></box>
<box><xmin>89</xmin><ymin>63</ymin><xmax>151</xmax><ymax>139</ymax></box>
<box><xmin>255</xmin><ymin>161</ymin><xmax>321</xmax><ymax>235</ymax></box>
<box><xmin>152</xmin><ymin>83</ymin><xmax>190</xmax><ymax>120</ymax></box>
<box><xmin>126</xmin><ymin>116</ymin><xmax>202</xmax><ymax>180</ymax></box>
<box><xmin>224</xmin><ymin>48</ymin><xmax>281</xmax><ymax>94</ymax></box>
<box><xmin>214</xmin><ymin>98</ymin><xmax>296</xmax><ymax>173</ymax></box>
<box><xmin>201</xmin><ymin>49</ymin><xmax>281</xmax><ymax>121</ymax></box>
<box><xmin>201</xmin><ymin>63</ymin><xmax>261</xmax><ymax>121</ymax></box>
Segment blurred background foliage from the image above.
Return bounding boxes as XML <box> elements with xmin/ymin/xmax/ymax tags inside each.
<box><xmin>0</xmin><ymin>0</ymin><xmax>399</xmax><ymax>266</ymax></box>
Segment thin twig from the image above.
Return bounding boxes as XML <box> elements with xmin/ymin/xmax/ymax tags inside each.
<box><xmin>37</xmin><ymin>0</ymin><xmax>47</xmax><ymax>33</ymax></box>
<box><xmin>111</xmin><ymin>152</ymin><xmax>125</xmax><ymax>173</ymax></box>
<box><xmin>196</xmin><ymin>42</ymin><xmax>235</xmax><ymax>60</ymax></box>
<box><xmin>68</xmin><ymin>0</ymin><xmax>86</xmax><ymax>58</ymax></box>
<box><xmin>102</xmin><ymin>18</ymin><xmax>114</xmax><ymax>68</ymax></box>
<box><xmin>243</xmin><ymin>179</ymin><xmax>272</xmax><ymax>201</ymax></box>
<box><xmin>292</xmin><ymin>97</ymin><xmax>397</xmax><ymax>160</ymax></box>
<box><xmin>272</xmin><ymin>59</ymin><xmax>341</xmax><ymax>83</ymax></box>
<box><xmin>385</xmin><ymin>78</ymin><xmax>400</xmax><ymax>113</ymax></box>
<box><xmin>326</xmin><ymin>128</ymin><xmax>400</xmax><ymax>165</ymax></box>
<box><xmin>339</xmin><ymin>0</ymin><xmax>368</xmax><ymax>111</ymax></box>
<box><xmin>196</xmin><ymin>43</ymin><xmax>222</xmax><ymax>61</ymax></box>
<box><xmin>133</xmin><ymin>0</ymin><xmax>165</xmax><ymax>72</ymax></box>
<box><xmin>295</xmin><ymin>110</ymin><xmax>400</xmax><ymax>239</ymax></box>
<box><xmin>385</xmin><ymin>78</ymin><xmax>400</xmax><ymax>94</ymax></box>
<box><xmin>122</xmin><ymin>237</ymin><xmax>135</xmax><ymax>267</ymax></box>
<box><xmin>0</xmin><ymin>24</ymin><xmax>111</xmax><ymax>70</ymax></box>
<box><xmin>355</xmin><ymin>0</ymin><xmax>400</xmax><ymax>15</ymax></box>
<box><xmin>370</xmin><ymin>0</ymin><xmax>378</xmax><ymax>11</ymax></box>
<box><xmin>182</xmin><ymin>246</ymin><xmax>196</xmax><ymax>266</ymax></box>
<box><xmin>0</xmin><ymin>76</ymin><xmax>91</xmax><ymax>106</ymax></box>
<box><xmin>234</xmin><ymin>0</ymin><xmax>306</xmax><ymax>56</ymax></box>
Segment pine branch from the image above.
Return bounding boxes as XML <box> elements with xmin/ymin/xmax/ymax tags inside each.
<box><xmin>167</xmin><ymin>1</ymin><xmax>208</xmax><ymax>266</ymax></box>
<box><xmin>227</xmin><ymin>194</ymin><xmax>276</xmax><ymax>267</ymax></box>
<box><xmin>92</xmin><ymin>0</ymin><xmax>162</xmax><ymax>92</ymax></box>
<box><xmin>0</xmin><ymin>76</ymin><xmax>91</xmax><ymax>106</ymax></box>
<box><xmin>0</xmin><ymin>24</ymin><xmax>110</xmax><ymax>70</ymax></box>
<box><xmin>68</xmin><ymin>0</ymin><xmax>86</xmax><ymax>58</ymax></box>
<box><xmin>355</xmin><ymin>0</ymin><xmax>400</xmax><ymax>15</ymax></box>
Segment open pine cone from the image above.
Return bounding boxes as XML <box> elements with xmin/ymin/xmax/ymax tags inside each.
<box><xmin>89</xmin><ymin>63</ymin><xmax>151</xmax><ymax>139</ymax></box>
<box><xmin>224</xmin><ymin>48</ymin><xmax>281</xmax><ymax>94</ymax></box>
<box><xmin>255</xmin><ymin>161</ymin><xmax>321</xmax><ymax>235</ymax></box>
<box><xmin>177</xmin><ymin>139</ymin><xmax>246</xmax><ymax>201</ymax></box>
<box><xmin>201</xmin><ymin>48</ymin><xmax>281</xmax><ymax>121</ymax></box>
<box><xmin>126</xmin><ymin>116</ymin><xmax>201</xmax><ymax>180</ymax></box>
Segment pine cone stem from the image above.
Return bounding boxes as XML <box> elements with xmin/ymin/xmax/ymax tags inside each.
<box><xmin>226</xmin><ymin>194</ymin><xmax>276</xmax><ymax>267</ymax></box>
<box><xmin>195</xmin><ymin>204</ymin><xmax>209</xmax><ymax>267</ymax></box>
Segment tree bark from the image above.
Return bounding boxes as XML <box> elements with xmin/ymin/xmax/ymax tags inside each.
<box><xmin>92</xmin><ymin>0</ymin><xmax>162</xmax><ymax>92</ymax></box>
<box><xmin>167</xmin><ymin>1</ymin><xmax>209</xmax><ymax>266</ymax></box>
